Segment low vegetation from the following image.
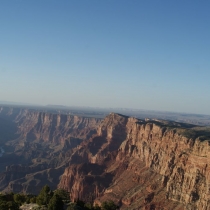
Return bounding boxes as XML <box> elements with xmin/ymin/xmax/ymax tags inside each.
<box><xmin>0</xmin><ymin>185</ymin><xmax>118</xmax><ymax>210</ymax></box>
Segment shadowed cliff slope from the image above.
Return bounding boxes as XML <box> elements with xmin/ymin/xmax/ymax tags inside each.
<box><xmin>58</xmin><ymin>113</ymin><xmax>210</xmax><ymax>210</ymax></box>
<box><xmin>0</xmin><ymin>107</ymin><xmax>210</xmax><ymax>209</ymax></box>
<box><xmin>0</xmin><ymin>106</ymin><xmax>101</xmax><ymax>194</ymax></box>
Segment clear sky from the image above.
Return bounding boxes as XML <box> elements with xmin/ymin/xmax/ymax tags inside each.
<box><xmin>0</xmin><ymin>0</ymin><xmax>210</xmax><ymax>114</ymax></box>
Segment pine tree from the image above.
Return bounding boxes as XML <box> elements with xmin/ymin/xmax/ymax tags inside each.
<box><xmin>36</xmin><ymin>185</ymin><xmax>53</xmax><ymax>206</ymax></box>
<box><xmin>48</xmin><ymin>194</ymin><xmax>63</xmax><ymax>210</ymax></box>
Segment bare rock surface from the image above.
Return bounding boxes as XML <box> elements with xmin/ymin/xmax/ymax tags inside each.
<box><xmin>0</xmin><ymin>107</ymin><xmax>101</xmax><ymax>193</ymax></box>
<box><xmin>0</xmin><ymin>107</ymin><xmax>210</xmax><ymax>209</ymax></box>
<box><xmin>59</xmin><ymin>113</ymin><xmax>210</xmax><ymax>209</ymax></box>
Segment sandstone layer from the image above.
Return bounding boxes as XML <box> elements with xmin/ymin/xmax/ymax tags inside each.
<box><xmin>59</xmin><ymin>113</ymin><xmax>210</xmax><ymax>210</ymax></box>
<box><xmin>0</xmin><ymin>106</ymin><xmax>101</xmax><ymax>193</ymax></box>
<box><xmin>0</xmin><ymin>107</ymin><xmax>210</xmax><ymax>209</ymax></box>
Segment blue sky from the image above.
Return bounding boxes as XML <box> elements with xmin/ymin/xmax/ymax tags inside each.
<box><xmin>0</xmin><ymin>0</ymin><xmax>210</xmax><ymax>114</ymax></box>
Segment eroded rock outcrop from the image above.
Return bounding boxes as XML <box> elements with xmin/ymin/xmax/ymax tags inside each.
<box><xmin>16</xmin><ymin>111</ymin><xmax>101</xmax><ymax>144</ymax></box>
<box><xmin>0</xmin><ymin>106</ymin><xmax>101</xmax><ymax>144</ymax></box>
<box><xmin>59</xmin><ymin>113</ymin><xmax>210</xmax><ymax>209</ymax></box>
<box><xmin>0</xmin><ymin>107</ymin><xmax>102</xmax><ymax>193</ymax></box>
<box><xmin>59</xmin><ymin>163</ymin><xmax>113</xmax><ymax>202</ymax></box>
<box><xmin>1</xmin><ymin>107</ymin><xmax>210</xmax><ymax>209</ymax></box>
<box><xmin>115</xmin><ymin>119</ymin><xmax>210</xmax><ymax>210</ymax></box>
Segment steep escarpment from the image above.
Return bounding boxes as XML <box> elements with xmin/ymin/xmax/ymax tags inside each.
<box><xmin>0</xmin><ymin>106</ymin><xmax>102</xmax><ymax>193</ymax></box>
<box><xmin>59</xmin><ymin>113</ymin><xmax>210</xmax><ymax>209</ymax></box>
<box><xmin>59</xmin><ymin>163</ymin><xmax>114</xmax><ymax>202</ymax></box>
<box><xmin>71</xmin><ymin>113</ymin><xmax>129</xmax><ymax>165</ymax></box>
<box><xmin>0</xmin><ymin>106</ymin><xmax>101</xmax><ymax>144</ymax></box>
<box><xmin>16</xmin><ymin>111</ymin><xmax>101</xmax><ymax>144</ymax></box>
<box><xmin>0</xmin><ymin>107</ymin><xmax>21</xmax><ymax>144</ymax></box>
<box><xmin>115</xmin><ymin>120</ymin><xmax>210</xmax><ymax>210</ymax></box>
<box><xmin>1</xmin><ymin>107</ymin><xmax>210</xmax><ymax>209</ymax></box>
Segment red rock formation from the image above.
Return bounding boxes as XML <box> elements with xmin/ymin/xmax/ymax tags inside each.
<box><xmin>0</xmin><ymin>106</ymin><xmax>101</xmax><ymax>144</ymax></box>
<box><xmin>59</xmin><ymin>113</ymin><xmax>210</xmax><ymax>209</ymax></box>
<box><xmin>1</xmin><ymin>107</ymin><xmax>210</xmax><ymax>209</ymax></box>
<box><xmin>0</xmin><ymin>107</ymin><xmax>102</xmax><ymax>194</ymax></box>
<box><xmin>16</xmin><ymin>111</ymin><xmax>101</xmax><ymax>144</ymax></box>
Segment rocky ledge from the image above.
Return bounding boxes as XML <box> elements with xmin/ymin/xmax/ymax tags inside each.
<box><xmin>59</xmin><ymin>113</ymin><xmax>210</xmax><ymax>210</ymax></box>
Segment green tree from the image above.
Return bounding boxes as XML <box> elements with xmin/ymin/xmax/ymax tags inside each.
<box><xmin>30</xmin><ymin>196</ymin><xmax>37</xmax><ymax>203</ymax></box>
<box><xmin>101</xmin><ymin>201</ymin><xmax>118</xmax><ymax>210</ymax></box>
<box><xmin>14</xmin><ymin>193</ymin><xmax>26</xmax><ymax>205</ymax></box>
<box><xmin>76</xmin><ymin>199</ymin><xmax>85</xmax><ymax>208</ymax></box>
<box><xmin>7</xmin><ymin>201</ymin><xmax>19</xmax><ymax>210</ymax></box>
<box><xmin>36</xmin><ymin>185</ymin><xmax>53</xmax><ymax>206</ymax></box>
<box><xmin>5</xmin><ymin>192</ymin><xmax>14</xmax><ymax>202</ymax></box>
<box><xmin>53</xmin><ymin>189</ymin><xmax>69</xmax><ymax>202</ymax></box>
<box><xmin>0</xmin><ymin>194</ymin><xmax>6</xmax><ymax>202</ymax></box>
<box><xmin>84</xmin><ymin>202</ymin><xmax>92</xmax><ymax>209</ymax></box>
<box><xmin>93</xmin><ymin>204</ymin><xmax>101</xmax><ymax>210</ymax></box>
<box><xmin>48</xmin><ymin>194</ymin><xmax>63</xmax><ymax>210</ymax></box>
<box><xmin>0</xmin><ymin>201</ymin><xmax>8</xmax><ymax>210</ymax></box>
<box><xmin>66</xmin><ymin>203</ymin><xmax>83</xmax><ymax>210</ymax></box>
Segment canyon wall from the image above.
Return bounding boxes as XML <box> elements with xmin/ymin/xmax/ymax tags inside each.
<box><xmin>59</xmin><ymin>113</ymin><xmax>210</xmax><ymax>209</ymax></box>
<box><xmin>1</xmin><ymin>107</ymin><xmax>210</xmax><ymax>209</ymax></box>
<box><xmin>16</xmin><ymin>111</ymin><xmax>101</xmax><ymax>144</ymax></box>
<box><xmin>0</xmin><ymin>106</ymin><xmax>101</xmax><ymax>144</ymax></box>
<box><xmin>0</xmin><ymin>106</ymin><xmax>102</xmax><ymax>193</ymax></box>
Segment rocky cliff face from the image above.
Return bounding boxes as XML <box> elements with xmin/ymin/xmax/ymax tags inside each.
<box><xmin>16</xmin><ymin>111</ymin><xmax>101</xmax><ymax>144</ymax></box>
<box><xmin>0</xmin><ymin>106</ymin><xmax>102</xmax><ymax>193</ymax></box>
<box><xmin>0</xmin><ymin>106</ymin><xmax>101</xmax><ymax>144</ymax></box>
<box><xmin>59</xmin><ymin>113</ymin><xmax>210</xmax><ymax>209</ymax></box>
<box><xmin>115</xmin><ymin>118</ymin><xmax>210</xmax><ymax>210</ymax></box>
<box><xmin>1</xmin><ymin>107</ymin><xmax>210</xmax><ymax>209</ymax></box>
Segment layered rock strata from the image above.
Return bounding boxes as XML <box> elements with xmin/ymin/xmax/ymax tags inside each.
<box><xmin>59</xmin><ymin>113</ymin><xmax>210</xmax><ymax>209</ymax></box>
<box><xmin>1</xmin><ymin>107</ymin><xmax>210</xmax><ymax>209</ymax></box>
<box><xmin>0</xmin><ymin>107</ymin><xmax>101</xmax><ymax>193</ymax></box>
<box><xmin>0</xmin><ymin>106</ymin><xmax>101</xmax><ymax>144</ymax></box>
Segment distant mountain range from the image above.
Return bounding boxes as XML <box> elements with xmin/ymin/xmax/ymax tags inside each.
<box><xmin>0</xmin><ymin>100</ymin><xmax>36</xmax><ymax>106</ymax></box>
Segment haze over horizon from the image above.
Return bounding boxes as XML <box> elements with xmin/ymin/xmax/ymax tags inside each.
<box><xmin>1</xmin><ymin>1</ymin><xmax>210</xmax><ymax>115</ymax></box>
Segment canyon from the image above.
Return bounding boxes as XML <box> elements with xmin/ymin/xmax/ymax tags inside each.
<box><xmin>0</xmin><ymin>106</ymin><xmax>210</xmax><ymax>209</ymax></box>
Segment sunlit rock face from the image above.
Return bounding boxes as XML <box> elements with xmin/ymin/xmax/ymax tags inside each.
<box><xmin>0</xmin><ymin>107</ymin><xmax>210</xmax><ymax>209</ymax></box>
<box><xmin>59</xmin><ymin>113</ymin><xmax>210</xmax><ymax>210</ymax></box>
